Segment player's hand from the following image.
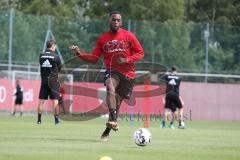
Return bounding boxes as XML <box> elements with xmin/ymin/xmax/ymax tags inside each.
<box><xmin>117</xmin><ymin>57</ymin><xmax>127</xmax><ymax>64</ymax></box>
<box><xmin>162</xmin><ymin>98</ymin><xmax>165</xmax><ymax>105</ymax></box>
<box><xmin>69</xmin><ymin>45</ymin><xmax>80</xmax><ymax>54</ymax></box>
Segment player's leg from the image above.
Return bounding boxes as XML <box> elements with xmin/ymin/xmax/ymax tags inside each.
<box><xmin>58</xmin><ymin>96</ymin><xmax>65</xmax><ymax>114</ymax></box>
<box><xmin>161</xmin><ymin>94</ymin><xmax>171</xmax><ymax>128</ymax></box>
<box><xmin>116</xmin><ymin>94</ymin><xmax>123</xmax><ymax>120</ymax></box>
<box><xmin>108</xmin><ymin>74</ymin><xmax>133</xmax><ymax>130</ymax></box>
<box><xmin>101</xmin><ymin>92</ymin><xmax>123</xmax><ymax>141</ymax></box>
<box><xmin>165</xmin><ymin>108</ymin><xmax>175</xmax><ymax>129</ymax></box>
<box><xmin>49</xmin><ymin>82</ymin><xmax>61</xmax><ymax>125</ymax></box>
<box><xmin>107</xmin><ymin>94</ymin><xmax>122</xmax><ymax>131</ymax></box>
<box><xmin>168</xmin><ymin>109</ymin><xmax>178</xmax><ymax>129</ymax></box>
<box><xmin>12</xmin><ymin>97</ymin><xmax>21</xmax><ymax>116</ymax></box>
<box><xmin>37</xmin><ymin>84</ymin><xmax>48</xmax><ymax>124</ymax></box>
<box><xmin>105</xmin><ymin>75</ymin><xmax>120</xmax><ymax>128</ymax></box>
<box><xmin>101</xmin><ymin>72</ymin><xmax>132</xmax><ymax>140</ymax></box>
<box><xmin>167</xmin><ymin>92</ymin><xmax>180</xmax><ymax>129</ymax></box>
<box><xmin>100</xmin><ymin>72</ymin><xmax>118</xmax><ymax>141</ymax></box>
<box><xmin>160</xmin><ymin>108</ymin><xmax>166</xmax><ymax>128</ymax></box>
<box><xmin>19</xmin><ymin>105</ymin><xmax>23</xmax><ymax>116</ymax></box>
<box><xmin>48</xmin><ymin>78</ymin><xmax>60</xmax><ymax>125</ymax></box>
<box><xmin>19</xmin><ymin>98</ymin><xmax>23</xmax><ymax>116</ymax></box>
<box><xmin>178</xmin><ymin>107</ymin><xmax>185</xmax><ymax>129</ymax></box>
<box><xmin>11</xmin><ymin>103</ymin><xmax>17</xmax><ymax>116</ymax></box>
<box><xmin>37</xmin><ymin>99</ymin><xmax>45</xmax><ymax>124</ymax></box>
<box><xmin>52</xmin><ymin>99</ymin><xmax>60</xmax><ymax>124</ymax></box>
<box><xmin>176</xmin><ymin>96</ymin><xmax>184</xmax><ymax>129</ymax></box>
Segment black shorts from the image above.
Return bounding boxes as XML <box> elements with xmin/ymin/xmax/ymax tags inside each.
<box><xmin>165</xmin><ymin>91</ymin><xmax>182</xmax><ymax>112</ymax></box>
<box><xmin>104</xmin><ymin>71</ymin><xmax>134</xmax><ymax>99</ymax></box>
<box><xmin>58</xmin><ymin>96</ymin><xmax>64</xmax><ymax>105</ymax></box>
<box><xmin>39</xmin><ymin>82</ymin><xmax>60</xmax><ymax>100</ymax></box>
<box><xmin>15</xmin><ymin>97</ymin><xmax>23</xmax><ymax>105</ymax></box>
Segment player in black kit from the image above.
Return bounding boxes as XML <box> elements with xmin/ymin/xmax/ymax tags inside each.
<box><xmin>37</xmin><ymin>40</ymin><xmax>61</xmax><ymax>125</ymax></box>
<box><xmin>160</xmin><ymin>66</ymin><xmax>185</xmax><ymax>129</ymax></box>
<box><xmin>11</xmin><ymin>80</ymin><xmax>24</xmax><ymax>116</ymax></box>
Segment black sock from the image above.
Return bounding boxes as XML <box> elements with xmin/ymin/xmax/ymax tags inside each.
<box><xmin>54</xmin><ymin>114</ymin><xmax>59</xmax><ymax>123</ymax></box>
<box><xmin>170</xmin><ymin>121</ymin><xmax>174</xmax><ymax>125</ymax></box>
<box><xmin>103</xmin><ymin>127</ymin><xmax>111</xmax><ymax>135</ymax></box>
<box><xmin>109</xmin><ymin>109</ymin><xmax>117</xmax><ymax>121</ymax></box>
<box><xmin>38</xmin><ymin>113</ymin><xmax>42</xmax><ymax>122</ymax></box>
<box><xmin>162</xmin><ymin>120</ymin><xmax>165</xmax><ymax>126</ymax></box>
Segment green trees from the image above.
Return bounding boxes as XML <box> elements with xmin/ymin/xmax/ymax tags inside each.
<box><xmin>0</xmin><ymin>0</ymin><xmax>239</xmax><ymax>74</ymax></box>
<box><xmin>186</xmin><ymin>0</ymin><xmax>240</xmax><ymax>25</ymax></box>
<box><xmin>2</xmin><ymin>0</ymin><xmax>240</xmax><ymax>26</ymax></box>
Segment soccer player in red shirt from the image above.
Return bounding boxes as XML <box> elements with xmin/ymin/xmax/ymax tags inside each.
<box><xmin>70</xmin><ymin>11</ymin><xmax>144</xmax><ymax>141</ymax></box>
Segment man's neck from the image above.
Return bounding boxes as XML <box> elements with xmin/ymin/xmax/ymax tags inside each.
<box><xmin>171</xmin><ymin>71</ymin><xmax>177</xmax><ymax>75</ymax></box>
<box><xmin>109</xmin><ymin>28</ymin><xmax>120</xmax><ymax>35</ymax></box>
<box><xmin>46</xmin><ymin>48</ymin><xmax>54</xmax><ymax>53</ymax></box>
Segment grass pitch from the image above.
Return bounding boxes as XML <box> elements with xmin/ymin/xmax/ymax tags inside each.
<box><xmin>0</xmin><ymin>115</ymin><xmax>240</xmax><ymax>160</ymax></box>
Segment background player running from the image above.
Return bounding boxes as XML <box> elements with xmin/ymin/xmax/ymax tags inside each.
<box><xmin>69</xmin><ymin>11</ymin><xmax>144</xmax><ymax>141</ymax></box>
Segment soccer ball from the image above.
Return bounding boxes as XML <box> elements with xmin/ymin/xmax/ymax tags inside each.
<box><xmin>99</xmin><ymin>156</ymin><xmax>112</xmax><ymax>160</ymax></box>
<box><xmin>133</xmin><ymin>128</ymin><xmax>151</xmax><ymax>146</ymax></box>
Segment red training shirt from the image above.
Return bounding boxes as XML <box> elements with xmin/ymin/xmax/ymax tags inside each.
<box><xmin>77</xmin><ymin>28</ymin><xmax>144</xmax><ymax>79</ymax></box>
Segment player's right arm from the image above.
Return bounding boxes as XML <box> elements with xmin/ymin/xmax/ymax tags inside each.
<box><xmin>179</xmin><ymin>96</ymin><xmax>184</xmax><ymax>106</ymax></box>
<box><xmin>69</xmin><ymin>40</ymin><xmax>102</xmax><ymax>64</ymax></box>
<box><xmin>162</xmin><ymin>95</ymin><xmax>166</xmax><ymax>105</ymax></box>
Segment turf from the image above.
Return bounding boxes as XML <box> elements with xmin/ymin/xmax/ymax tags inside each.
<box><xmin>0</xmin><ymin>115</ymin><xmax>240</xmax><ymax>160</ymax></box>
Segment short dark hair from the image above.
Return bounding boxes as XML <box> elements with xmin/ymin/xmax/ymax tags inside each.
<box><xmin>46</xmin><ymin>40</ymin><xmax>56</xmax><ymax>48</ymax></box>
<box><xmin>109</xmin><ymin>10</ymin><xmax>121</xmax><ymax>17</ymax></box>
<box><xmin>171</xmin><ymin>66</ymin><xmax>177</xmax><ymax>72</ymax></box>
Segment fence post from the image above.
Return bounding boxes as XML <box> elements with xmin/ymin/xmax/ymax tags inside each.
<box><xmin>204</xmin><ymin>23</ymin><xmax>209</xmax><ymax>83</ymax></box>
<box><xmin>128</xmin><ymin>19</ymin><xmax>131</xmax><ymax>32</ymax></box>
<box><xmin>8</xmin><ymin>8</ymin><xmax>14</xmax><ymax>79</ymax></box>
<box><xmin>143</xmin><ymin>74</ymin><xmax>151</xmax><ymax>128</ymax></box>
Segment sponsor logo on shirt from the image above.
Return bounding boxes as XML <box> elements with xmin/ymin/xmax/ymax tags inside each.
<box><xmin>41</xmin><ymin>55</ymin><xmax>54</xmax><ymax>59</ymax></box>
<box><xmin>168</xmin><ymin>79</ymin><xmax>177</xmax><ymax>85</ymax></box>
<box><xmin>103</xmin><ymin>40</ymin><xmax>132</xmax><ymax>53</ymax></box>
<box><xmin>42</xmin><ymin>59</ymin><xmax>52</xmax><ymax>68</ymax></box>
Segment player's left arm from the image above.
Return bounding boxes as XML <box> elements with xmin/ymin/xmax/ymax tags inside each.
<box><xmin>20</xmin><ymin>85</ymin><xmax>24</xmax><ymax>92</ymax></box>
<box><xmin>126</xmin><ymin>33</ymin><xmax>144</xmax><ymax>63</ymax></box>
<box><xmin>179</xmin><ymin>79</ymin><xmax>184</xmax><ymax>106</ymax></box>
<box><xmin>56</xmin><ymin>56</ymin><xmax>62</xmax><ymax>72</ymax></box>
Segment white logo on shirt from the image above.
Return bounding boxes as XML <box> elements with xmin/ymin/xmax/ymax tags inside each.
<box><xmin>41</xmin><ymin>55</ymin><xmax>54</xmax><ymax>59</ymax></box>
<box><xmin>42</xmin><ymin>59</ymin><xmax>52</xmax><ymax>67</ymax></box>
<box><xmin>169</xmin><ymin>79</ymin><xmax>176</xmax><ymax>85</ymax></box>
